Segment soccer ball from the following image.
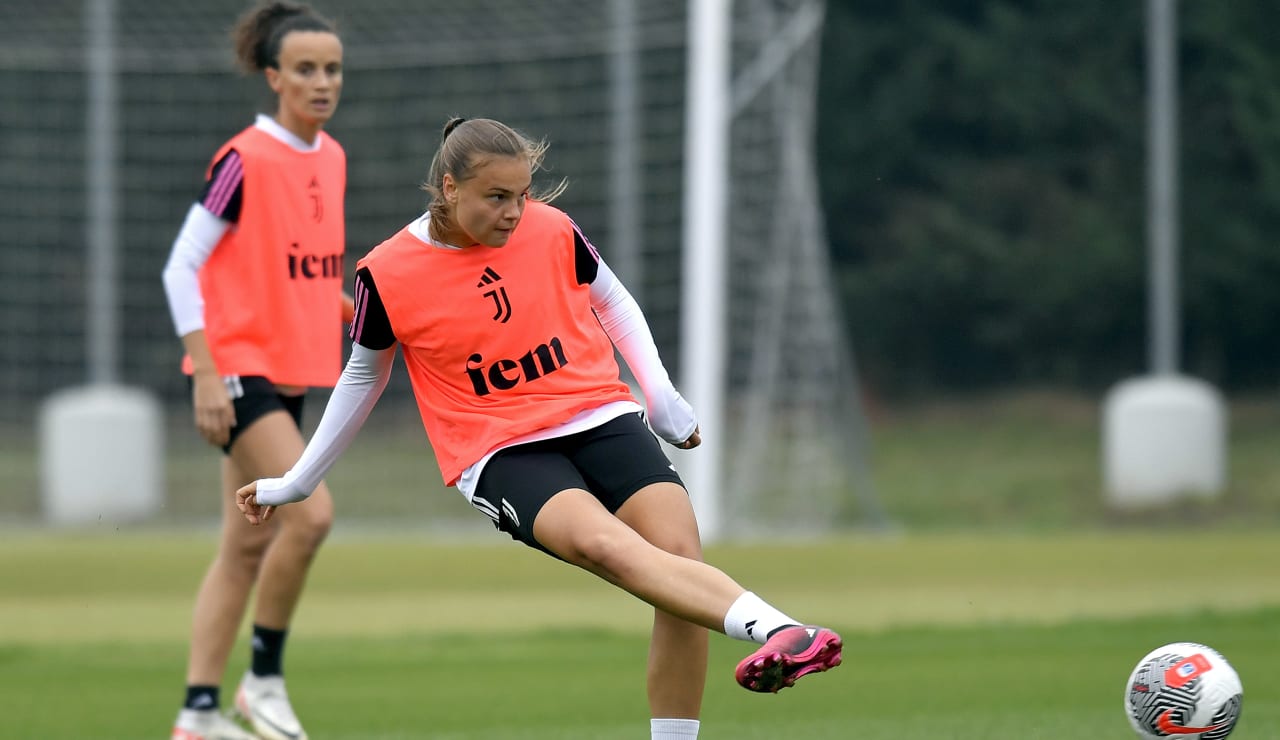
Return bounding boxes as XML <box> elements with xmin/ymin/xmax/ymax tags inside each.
<box><xmin>1124</xmin><ymin>642</ymin><xmax>1242</xmax><ymax>739</ymax></box>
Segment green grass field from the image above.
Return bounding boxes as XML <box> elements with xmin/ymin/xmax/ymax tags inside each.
<box><xmin>4</xmin><ymin>531</ymin><xmax>1279</xmax><ymax>739</ymax></box>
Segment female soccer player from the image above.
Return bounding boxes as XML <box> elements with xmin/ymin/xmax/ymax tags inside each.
<box><xmin>160</xmin><ymin>3</ymin><xmax>350</xmax><ymax>739</ymax></box>
<box><xmin>236</xmin><ymin>117</ymin><xmax>842</xmax><ymax>740</ymax></box>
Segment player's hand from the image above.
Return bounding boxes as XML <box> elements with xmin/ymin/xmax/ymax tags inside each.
<box><xmin>192</xmin><ymin>372</ymin><xmax>236</xmax><ymax>447</ymax></box>
<box><xmin>236</xmin><ymin>480</ymin><xmax>275</xmax><ymax>525</ymax></box>
<box><xmin>675</xmin><ymin>426</ymin><xmax>701</xmax><ymax>450</ymax></box>
<box><xmin>646</xmin><ymin>389</ymin><xmax>699</xmax><ymax>448</ymax></box>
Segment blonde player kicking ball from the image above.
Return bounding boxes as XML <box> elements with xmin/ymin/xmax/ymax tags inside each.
<box><xmin>160</xmin><ymin>2</ymin><xmax>352</xmax><ymax>739</ymax></box>
<box><xmin>235</xmin><ymin>117</ymin><xmax>842</xmax><ymax>740</ymax></box>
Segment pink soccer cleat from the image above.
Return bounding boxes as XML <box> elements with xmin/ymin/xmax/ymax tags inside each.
<box><xmin>735</xmin><ymin>625</ymin><xmax>843</xmax><ymax>693</ymax></box>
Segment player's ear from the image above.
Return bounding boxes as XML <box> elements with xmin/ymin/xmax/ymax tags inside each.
<box><xmin>442</xmin><ymin>173</ymin><xmax>458</xmax><ymax>205</ymax></box>
<box><xmin>264</xmin><ymin>66</ymin><xmax>282</xmax><ymax>94</ymax></box>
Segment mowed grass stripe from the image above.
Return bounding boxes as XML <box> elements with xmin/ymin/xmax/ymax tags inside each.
<box><xmin>3</xmin><ymin>531</ymin><xmax>1280</xmax><ymax>643</ymax></box>
<box><xmin>3</xmin><ymin>609</ymin><xmax>1279</xmax><ymax>738</ymax></box>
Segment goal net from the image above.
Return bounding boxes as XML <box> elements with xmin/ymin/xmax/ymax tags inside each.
<box><xmin>0</xmin><ymin>0</ymin><xmax>887</xmax><ymax>536</ymax></box>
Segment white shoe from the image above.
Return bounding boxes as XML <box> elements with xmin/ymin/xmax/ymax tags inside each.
<box><xmin>233</xmin><ymin>671</ymin><xmax>308</xmax><ymax>740</ymax></box>
<box><xmin>171</xmin><ymin>709</ymin><xmax>258</xmax><ymax>740</ymax></box>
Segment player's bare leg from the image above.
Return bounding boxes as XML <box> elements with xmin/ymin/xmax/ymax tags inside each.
<box><xmin>225</xmin><ymin>411</ymin><xmax>332</xmax><ymax>740</ymax></box>
<box><xmin>534</xmin><ymin>485</ymin><xmax>842</xmax><ymax>700</ymax></box>
<box><xmin>184</xmin><ymin>444</ymin><xmax>277</xmax><ymax>689</ymax></box>
<box><xmin>227</xmin><ymin>412</ymin><xmax>334</xmax><ymax>631</ymax></box>
<box><xmin>617</xmin><ymin>482</ymin><xmax>709</xmax><ymax>720</ymax></box>
<box><xmin>534</xmin><ymin>488</ymin><xmax>744</xmax><ymax>631</ymax></box>
<box><xmin>177</xmin><ymin>414</ymin><xmax>296</xmax><ymax>739</ymax></box>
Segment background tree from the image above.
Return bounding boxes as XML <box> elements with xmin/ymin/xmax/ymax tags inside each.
<box><xmin>817</xmin><ymin>0</ymin><xmax>1280</xmax><ymax>395</ymax></box>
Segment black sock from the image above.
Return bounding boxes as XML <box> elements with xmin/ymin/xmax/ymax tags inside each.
<box><xmin>251</xmin><ymin>624</ymin><xmax>288</xmax><ymax>677</ymax></box>
<box><xmin>184</xmin><ymin>685</ymin><xmax>219</xmax><ymax>711</ymax></box>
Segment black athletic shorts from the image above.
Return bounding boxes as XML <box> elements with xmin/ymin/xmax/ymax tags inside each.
<box><xmin>186</xmin><ymin>375</ymin><xmax>305</xmax><ymax>455</ymax></box>
<box><xmin>471</xmin><ymin>412</ymin><xmax>685</xmax><ymax>555</ymax></box>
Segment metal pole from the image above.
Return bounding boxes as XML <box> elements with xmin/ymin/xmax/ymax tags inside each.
<box><xmin>609</xmin><ymin>0</ymin><xmax>643</xmax><ymax>304</ymax></box>
<box><xmin>1147</xmin><ymin>0</ymin><xmax>1179</xmax><ymax>375</ymax></box>
<box><xmin>680</xmin><ymin>0</ymin><xmax>730</xmax><ymax>541</ymax></box>
<box><xmin>85</xmin><ymin>0</ymin><xmax>120</xmax><ymax>384</ymax></box>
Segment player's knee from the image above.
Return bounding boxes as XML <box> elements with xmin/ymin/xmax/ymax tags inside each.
<box><xmin>656</xmin><ymin>534</ymin><xmax>702</xmax><ymax>562</ymax></box>
<box><xmin>289</xmin><ymin>507</ymin><xmax>333</xmax><ymax>551</ymax></box>
<box><xmin>281</xmin><ymin>491</ymin><xmax>334</xmax><ymax>551</ymax></box>
<box><xmin>566</xmin><ymin>530</ymin><xmax>639</xmax><ymax>583</ymax></box>
<box><xmin>223</xmin><ymin>531</ymin><xmax>271</xmax><ymax>573</ymax></box>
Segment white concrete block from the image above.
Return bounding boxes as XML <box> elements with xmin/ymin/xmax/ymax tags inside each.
<box><xmin>39</xmin><ymin>384</ymin><xmax>163</xmax><ymax>526</ymax></box>
<box><xmin>1103</xmin><ymin>375</ymin><xmax>1226</xmax><ymax>508</ymax></box>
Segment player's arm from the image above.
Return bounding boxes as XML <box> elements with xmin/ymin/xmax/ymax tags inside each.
<box><xmin>576</xmin><ymin>227</ymin><xmax>700</xmax><ymax>449</ymax></box>
<box><xmin>238</xmin><ymin>268</ymin><xmax>397</xmax><ymax>522</ymax></box>
<box><xmin>178</xmin><ymin>328</ymin><xmax>235</xmax><ymax>447</ymax></box>
<box><xmin>161</xmin><ymin>152</ymin><xmax>242</xmax><ymax>446</ymax></box>
<box><xmin>161</xmin><ymin>149</ymin><xmax>243</xmax><ymax>340</ymax></box>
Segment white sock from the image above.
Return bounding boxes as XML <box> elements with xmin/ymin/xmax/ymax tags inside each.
<box><xmin>651</xmin><ymin>718</ymin><xmax>700</xmax><ymax>739</ymax></box>
<box><xmin>723</xmin><ymin>591</ymin><xmax>799</xmax><ymax>644</ymax></box>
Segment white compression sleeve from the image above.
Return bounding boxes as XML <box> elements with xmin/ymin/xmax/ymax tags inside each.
<box><xmin>590</xmin><ymin>260</ymin><xmax>698</xmax><ymax>445</ymax></box>
<box><xmin>160</xmin><ymin>203</ymin><xmax>229</xmax><ymax>337</ymax></box>
<box><xmin>254</xmin><ymin>343</ymin><xmax>397</xmax><ymax>506</ymax></box>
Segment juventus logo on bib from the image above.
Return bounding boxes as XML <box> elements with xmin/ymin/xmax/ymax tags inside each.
<box><xmin>477</xmin><ymin>267</ymin><xmax>512</xmax><ymax>323</ymax></box>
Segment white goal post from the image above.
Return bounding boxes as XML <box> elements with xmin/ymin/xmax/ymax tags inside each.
<box><xmin>679</xmin><ymin>0</ymin><xmax>731</xmax><ymax>540</ymax></box>
<box><xmin>681</xmin><ymin>0</ymin><xmax>889</xmax><ymax>539</ymax></box>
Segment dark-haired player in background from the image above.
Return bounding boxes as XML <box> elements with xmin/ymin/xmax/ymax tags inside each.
<box><xmin>160</xmin><ymin>3</ymin><xmax>351</xmax><ymax>738</ymax></box>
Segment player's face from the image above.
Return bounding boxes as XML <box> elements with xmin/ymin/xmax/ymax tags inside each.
<box><xmin>265</xmin><ymin>30</ymin><xmax>343</xmax><ymax>142</ymax></box>
<box><xmin>442</xmin><ymin>156</ymin><xmax>531</xmax><ymax>248</ymax></box>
